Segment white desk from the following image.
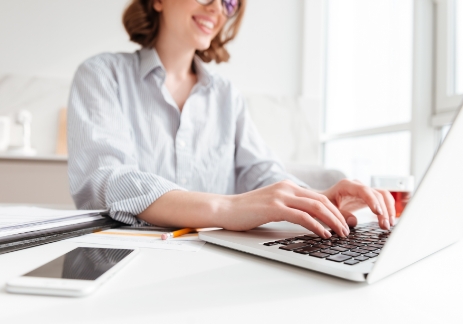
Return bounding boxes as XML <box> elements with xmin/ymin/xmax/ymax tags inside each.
<box><xmin>0</xmin><ymin>218</ymin><xmax>462</xmax><ymax>324</ymax></box>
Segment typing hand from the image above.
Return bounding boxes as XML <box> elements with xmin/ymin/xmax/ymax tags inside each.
<box><xmin>138</xmin><ymin>179</ymin><xmax>394</xmax><ymax>238</ymax></box>
<box><xmin>228</xmin><ymin>180</ymin><xmax>350</xmax><ymax>239</ymax></box>
<box><xmin>320</xmin><ymin>179</ymin><xmax>396</xmax><ymax>230</ymax></box>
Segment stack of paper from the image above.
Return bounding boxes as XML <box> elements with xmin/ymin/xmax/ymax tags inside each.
<box><xmin>0</xmin><ymin>206</ymin><xmax>116</xmax><ymax>255</ymax></box>
<box><xmin>0</xmin><ymin>206</ymin><xmax>106</xmax><ymax>238</ymax></box>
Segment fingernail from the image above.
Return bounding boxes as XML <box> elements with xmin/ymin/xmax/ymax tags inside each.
<box><xmin>324</xmin><ymin>230</ymin><xmax>332</xmax><ymax>238</ymax></box>
<box><xmin>390</xmin><ymin>217</ymin><xmax>395</xmax><ymax>226</ymax></box>
<box><xmin>376</xmin><ymin>205</ymin><xmax>383</xmax><ymax>215</ymax></box>
<box><xmin>346</xmin><ymin>216</ymin><xmax>357</xmax><ymax>227</ymax></box>
<box><xmin>382</xmin><ymin>219</ymin><xmax>390</xmax><ymax>230</ymax></box>
<box><xmin>342</xmin><ymin>227</ymin><xmax>350</xmax><ymax>237</ymax></box>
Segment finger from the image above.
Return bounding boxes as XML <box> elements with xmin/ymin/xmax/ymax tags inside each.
<box><xmin>340</xmin><ymin>210</ymin><xmax>358</xmax><ymax>228</ymax></box>
<box><xmin>372</xmin><ymin>190</ymin><xmax>390</xmax><ymax>230</ymax></box>
<box><xmin>283</xmin><ymin>207</ymin><xmax>331</xmax><ymax>239</ymax></box>
<box><xmin>375</xmin><ymin>188</ymin><xmax>396</xmax><ymax>226</ymax></box>
<box><xmin>286</xmin><ymin>196</ymin><xmax>349</xmax><ymax>238</ymax></box>
<box><xmin>294</xmin><ymin>187</ymin><xmax>349</xmax><ymax>231</ymax></box>
<box><xmin>345</xmin><ymin>183</ymin><xmax>389</xmax><ymax>229</ymax></box>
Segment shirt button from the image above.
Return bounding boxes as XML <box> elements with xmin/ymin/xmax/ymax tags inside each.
<box><xmin>178</xmin><ymin>140</ymin><xmax>186</xmax><ymax>148</ymax></box>
<box><xmin>181</xmin><ymin>178</ymin><xmax>187</xmax><ymax>185</ymax></box>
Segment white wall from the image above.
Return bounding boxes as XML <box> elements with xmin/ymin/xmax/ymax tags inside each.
<box><xmin>0</xmin><ymin>0</ymin><xmax>304</xmax><ymax>96</ymax></box>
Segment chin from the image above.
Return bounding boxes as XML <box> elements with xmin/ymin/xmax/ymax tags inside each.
<box><xmin>195</xmin><ymin>43</ymin><xmax>212</xmax><ymax>52</ymax></box>
<box><xmin>193</xmin><ymin>37</ymin><xmax>213</xmax><ymax>52</ymax></box>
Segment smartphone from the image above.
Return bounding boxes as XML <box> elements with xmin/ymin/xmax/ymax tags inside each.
<box><xmin>6</xmin><ymin>247</ymin><xmax>138</xmax><ymax>297</ymax></box>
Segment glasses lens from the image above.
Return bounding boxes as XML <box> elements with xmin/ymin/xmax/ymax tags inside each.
<box><xmin>222</xmin><ymin>0</ymin><xmax>239</xmax><ymax>17</ymax></box>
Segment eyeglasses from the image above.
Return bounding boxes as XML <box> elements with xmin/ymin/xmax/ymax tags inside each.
<box><xmin>196</xmin><ymin>0</ymin><xmax>241</xmax><ymax>18</ymax></box>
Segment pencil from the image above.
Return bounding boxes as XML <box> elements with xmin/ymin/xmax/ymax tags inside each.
<box><xmin>161</xmin><ymin>228</ymin><xmax>195</xmax><ymax>240</ymax></box>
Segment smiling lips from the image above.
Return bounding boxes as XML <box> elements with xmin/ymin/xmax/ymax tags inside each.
<box><xmin>193</xmin><ymin>16</ymin><xmax>215</xmax><ymax>34</ymax></box>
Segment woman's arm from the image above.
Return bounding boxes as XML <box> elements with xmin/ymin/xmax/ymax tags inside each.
<box><xmin>139</xmin><ymin>177</ymin><xmax>395</xmax><ymax>237</ymax></box>
<box><xmin>139</xmin><ymin>180</ymin><xmax>352</xmax><ymax>238</ymax></box>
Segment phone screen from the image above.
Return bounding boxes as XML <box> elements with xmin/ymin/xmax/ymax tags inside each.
<box><xmin>23</xmin><ymin>247</ymin><xmax>134</xmax><ymax>281</ymax></box>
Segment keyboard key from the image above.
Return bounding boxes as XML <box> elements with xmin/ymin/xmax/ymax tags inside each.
<box><xmin>341</xmin><ymin>244</ymin><xmax>357</xmax><ymax>249</ymax></box>
<box><xmin>355</xmin><ymin>256</ymin><xmax>370</xmax><ymax>261</ymax></box>
<box><xmin>353</xmin><ymin>249</ymin><xmax>369</xmax><ymax>254</ymax></box>
<box><xmin>279</xmin><ymin>242</ymin><xmax>310</xmax><ymax>251</ymax></box>
<box><xmin>344</xmin><ymin>259</ymin><xmax>360</xmax><ymax>265</ymax></box>
<box><xmin>309</xmin><ymin>252</ymin><xmax>330</xmax><ymax>258</ymax></box>
<box><xmin>342</xmin><ymin>251</ymin><xmax>361</xmax><ymax>257</ymax></box>
<box><xmin>331</xmin><ymin>246</ymin><xmax>348</xmax><ymax>252</ymax></box>
<box><xmin>364</xmin><ymin>247</ymin><xmax>380</xmax><ymax>251</ymax></box>
<box><xmin>321</xmin><ymin>249</ymin><xmax>339</xmax><ymax>255</ymax></box>
<box><xmin>263</xmin><ymin>242</ymin><xmax>277</xmax><ymax>246</ymax></box>
<box><xmin>369</xmin><ymin>244</ymin><xmax>383</xmax><ymax>249</ymax></box>
<box><xmin>327</xmin><ymin>254</ymin><xmax>352</xmax><ymax>262</ymax></box>
<box><xmin>362</xmin><ymin>239</ymin><xmax>374</xmax><ymax>242</ymax></box>
<box><xmin>318</xmin><ymin>244</ymin><xmax>331</xmax><ymax>249</ymax></box>
<box><xmin>293</xmin><ymin>246</ymin><xmax>321</xmax><ymax>254</ymax></box>
<box><xmin>364</xmin><ymin>252</ymin><xmax>379</xmax><ymax>258</ymax></box>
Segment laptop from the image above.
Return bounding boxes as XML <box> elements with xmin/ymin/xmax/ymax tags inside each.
<box><xmin>199</xmin><ymin>103</ymin><xmax>463</xmax><ymax>283</ymax></box>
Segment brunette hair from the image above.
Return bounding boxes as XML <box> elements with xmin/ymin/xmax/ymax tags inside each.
<box><xmin>122</xmin><ymin>0</ymin><xmax>246</xmax><ymax>63</ymax></box>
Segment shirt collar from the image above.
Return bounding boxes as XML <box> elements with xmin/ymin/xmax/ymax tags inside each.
<box><xmin>139</xmin><ymin>47</ymin><xmax>213</xmax><ymax>88</ymax></box>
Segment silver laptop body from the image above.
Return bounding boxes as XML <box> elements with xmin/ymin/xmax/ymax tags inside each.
<box><xmin>200</xmin><ymin>104</ymin><xmax>463</xmax><ymax>283</ymax></box>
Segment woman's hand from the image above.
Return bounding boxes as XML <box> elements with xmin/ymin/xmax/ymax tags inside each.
<box><xmin>138</xmin><ymin>179</ymin><xmax>395</xmax><ymax>239</ymax></box>
<box><xmin>320</xmin><ymin>179</ymin><xmax>396</xmax><ymax>230</ymax></box>
<box><xmin>225</xmin><ymin>180</ymin><xmax>350</xmax><ymax>238</ymax></box>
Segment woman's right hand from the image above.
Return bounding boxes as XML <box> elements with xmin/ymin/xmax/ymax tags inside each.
<box><xmin>223</xmin><ymin>180</ymin><xmax>350</xmax><ymax>238</ymax></box>
<box><xmin>138</xmin><ymin>180</ymin><xmax>350</xmax><ymax>238</ymax></box>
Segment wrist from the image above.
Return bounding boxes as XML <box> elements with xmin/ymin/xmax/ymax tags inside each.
<box><xmin>208</xmin><ymin>194</ymin><xmax>236</xmax><ymax>229</ymax></box>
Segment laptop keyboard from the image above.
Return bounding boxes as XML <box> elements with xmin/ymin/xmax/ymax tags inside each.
<box><xmin>262</xmin><ymin>222</ymin><xmax>393</xmax><ymax>266</ymax></box>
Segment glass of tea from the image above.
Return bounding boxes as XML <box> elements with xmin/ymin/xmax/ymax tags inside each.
<box><xmin>371</xmin><ymin>175</ymin><xmax>415</xmax><ymax>217</ymax></box>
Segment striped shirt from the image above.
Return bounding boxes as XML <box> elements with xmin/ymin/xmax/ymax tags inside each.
<box><xmin>68</xmin><ymin>48</ymin><xmax>307</xmax><ymax>225</ymax></box>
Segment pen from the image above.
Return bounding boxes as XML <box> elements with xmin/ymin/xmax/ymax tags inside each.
<box><xmin>161</xmin><ymin>228</ymin><xmax>195</xmax><ymax>240</ymax></box>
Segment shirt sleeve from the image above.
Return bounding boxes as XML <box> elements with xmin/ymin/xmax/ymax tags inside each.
<box><xmin>67</xmin><ymin>58</ymin><xmax>185</xmax><ymax>225</ymax></box>
<box><xmin>234</xmin><ymin>92</ymin><xmax>310</xmax><ymax>193</ymax></box>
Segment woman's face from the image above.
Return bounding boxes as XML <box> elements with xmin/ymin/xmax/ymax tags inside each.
<box><xmin>154</xmin><ymin>0</ymin><xmax>228</xmax><ymax>51</ymax></box>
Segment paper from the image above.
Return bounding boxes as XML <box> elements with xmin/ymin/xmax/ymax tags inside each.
<box><xmin>0</xmin><ymin>206</ymin><xmax>106</xmax><ymax>238</ymax></box>
<box><xmin>67</xmin><ymin>228</ymin><xmax>206</xmax><ymax>252</ymax></box>
<box><xmin>0</xmin><ymin>206</ymin><xmax>105</xmax><ymax>228</ymax></box>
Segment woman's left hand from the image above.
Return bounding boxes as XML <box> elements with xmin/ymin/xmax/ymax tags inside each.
<box><xmin>320</xmin><ymin>179</ymin><xmax>396</xmax><ymax>230</ymax></box>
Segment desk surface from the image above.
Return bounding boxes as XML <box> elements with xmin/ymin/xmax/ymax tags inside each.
<box><xmin>0</xmin><ymin>216</ymin><xmax>462</xmax><ymax>324</ymax></box>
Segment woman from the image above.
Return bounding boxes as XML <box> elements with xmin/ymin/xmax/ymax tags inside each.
<box><xmin>68</xmin><ymin>0</ymin><xmax>395</xmax><ymax>239</ymax></box>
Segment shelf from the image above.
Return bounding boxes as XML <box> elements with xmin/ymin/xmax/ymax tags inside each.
<box><xmin>0</xmin><ymin>153</ymin><xmax>68</xmax><ymax>162</ymax></box>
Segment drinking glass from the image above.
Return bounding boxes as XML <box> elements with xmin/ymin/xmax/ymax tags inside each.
<box><xmin>371</xmin><ymin>175</ymin><xmax>414</xmax><ymax>217</ymax></box>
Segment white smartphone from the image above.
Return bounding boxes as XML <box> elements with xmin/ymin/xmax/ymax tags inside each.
<box><xmin>6</xmin><ymin>247</ymin><xmax>138</xmax><ymax>297</ymax></box>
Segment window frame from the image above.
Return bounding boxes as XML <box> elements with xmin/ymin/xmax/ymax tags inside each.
<box><xmin>434</xmin><ymin>0</ymin><xmax>463</xmax><ymax>125</ymax></box>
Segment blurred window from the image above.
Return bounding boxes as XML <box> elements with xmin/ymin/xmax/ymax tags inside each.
<box><xmin>323</xmin><ymin>0</ymin><xmax>413</xmax><ymax>183</ymax></box>
<box><xmin>324</xmin><ymin>132</ymin><xmax>411</xmax><ymax>185</ymax></box>
<box><xmin>325</xmin><ymin>0</ymin><xmax>412</xmax><ymax>134</ymax></box>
